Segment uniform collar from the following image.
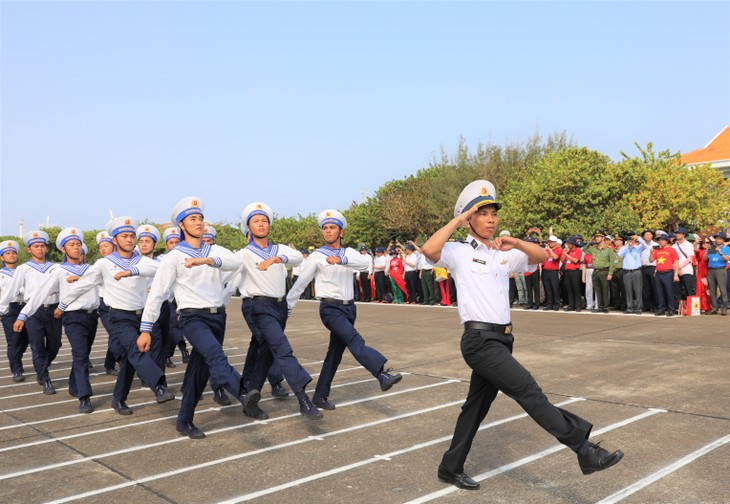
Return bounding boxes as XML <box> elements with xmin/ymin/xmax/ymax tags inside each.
<box><xmin>466</xmin><ymin>234</ymin><xmax>493</xmax><ymax>252</ymax></box>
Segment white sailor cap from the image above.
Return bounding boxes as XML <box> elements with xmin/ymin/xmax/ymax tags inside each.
<box><xmin>136</xmin><ymin>224</ymin><xmax>161</xmax><ymax>243</ymax></box>
<box><xmin>107</xmin><ymin>217</ymin><xmax>138</xmax><ymax>237</ymax></box>
<box><xmin>203</xmin><ymin>225</ymin><xmax>217</xmax><ymax>240</ymax></box>
<box><xmin>23</xmin><ymin>230</ymin><xmax>49</xmax><ymax>247</ymax></box>
<box><xmin>96</xmin><ymin>231</ymin><xmax>113</xmax><ymax>244</ymax></box>
<box><xmin>82</xmin><ymin>243</ymin><xmax>88</xmax><ymax>255</ymax></box>
<box><xmin>56</xmin><ymin>227</ymin><xmax>84</xmax><ymax>251</ymax></box>
<box><xmin>499</xmin><ymin>230</ymin><xmax>511</xmax><ymax>237</ymax></box>
<box><xmin>0</xmin><ymin>240</ymin><xmax>20</xmax><ymax>255</ymax></box>
<box><xmin>317</xmin><ymin>209</ymin><xmax>347</xmax><ymax>229</ymax></box>
<box><xmin>242</xmin><ymin>202</ymin><xmax>273</xmax><ymax>226</ymax></box>
<box><xmin>453</xmin><ymin>180</ymin><xmax>502</xmax><ymax>218</ymax></box>
<box><xmin>171</xmin><ymin>196</ymin><xmax>204</xmax><ymax>225</ymax></box>
<box><xmin>163</xmin><ymin>227</ymin><xmax>181</xmax><ymax>243</ymax></box>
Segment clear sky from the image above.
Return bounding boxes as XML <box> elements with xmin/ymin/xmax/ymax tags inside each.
<box><xmin>1</xmin><ymin>0</ymin><xmax>728</xmax><ymax>237</ymax></box>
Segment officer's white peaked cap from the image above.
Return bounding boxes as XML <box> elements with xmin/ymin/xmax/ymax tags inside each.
<box><xmin>96</xmin><ymin>231</ymin><xmax>113</xmax><ymax>244</ymax></box>
<box><xmin>163</xmin><ymin>227</ymin><xmax>181</xmax><ymax>243</ymax></box>
<box><xmin>0</xmin><ymin>240</ymin><xmax>20</xmax><ymax>255</ymax></box>
<box><xmin>453</xmin><ymin>180</ymin><xmax>502</xmax><ymax>218</ymax></box>
<box><xmin>242</xmin><ymin>202</ymin><xmax>273</xmax><ymax>226</ymax></box>
<box><xmin>136</xmin><ymin>225</ymin><xmax>161</xmax><ymax>243</ymax></box>
<box><xmin>203</xmin><ymin>225</ymin><xmax>217</xmax><ymax>240</ymax></box>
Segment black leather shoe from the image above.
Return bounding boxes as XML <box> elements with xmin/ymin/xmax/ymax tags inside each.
<box><xmin>578</xmin><ymin>441</ymin><xmax>624</xmax><ymax>475</ymax></box>
<box><xmin>154</xmin><ymin>385</ymin><xmax>175</xmax><ymax>403</ymax></box>
<box><xmin>176</xmin><ymin>421</ymin><xmax>206</xmax><ymax>439</ymax></box>
<box><xmin>180</xmin><ymin>347</ymin><xmax>190</xmax><ymax>363</ymax></box>
<box><xmin>437</xmin><ymin>465</ymin><xmax>480</xmax><ymax>490</ymax></box>
<box><xmin>242</xmin><ymin>389</ymin><xmax>269</xmax><ymax>420</ymax></box>
<box><xmin>270</xmin><ymin>381</ymin><xmax>290</xmax><ymax>399</ymax></box>
<box><xmin>312</xmin><ymin>395</ymin><xmax>336</xmax><ymax>410</ymax></box>
<box><xmin>43</xmin><ymin>380</ymin><xmax>56</xmax><ymax>395</ymax></box>
<box><xmin>111</xmin><ymin>398</ymin><xmax>133</xmax><ymax>415</ymax></box>
<box><xmin>377</xmin><ymin>368</ymin><xmax>402</xmax><ymax>391</ymax></box>
<box><xmin>296</xmin><ymin>390</ymin><xmax>323</xmax><ymax>418</ymax></box>
<box><xmin>79</xmin><ymin>397</ymin><xmax>94</xmax><ymax>414</ymax></box>
<box><xmin>214</xmin><ymin>387</ymin><xmax>232</xmax><ymax>406</ymax></box>
<box><xmin>12</xmin><ymin>372</ymin><xmax>25</xmax><ymax>383</ymax></box>
<box><xmin>165</xmin><ymin>358</ymin><xmax>176</xmax><ymax>369</ymax></box>
<box><xmin>105</xmin><ymin>367</ymin><xmax>119</xmax><ymax>376</ymax></box>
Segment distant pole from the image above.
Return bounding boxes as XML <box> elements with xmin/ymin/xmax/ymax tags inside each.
<box><xmin>109</xmin><ymin>209</ymin><xmax>115</xmax><ymax>220</ymax></box>
<box><xmin>361</xmin><ymin>191</ymin><xmax>366</xmax><ymax>204</ymax></box>
<box><xmin>18</xmin><ymin>218</ymin><xmax>24</xmax><ymax>238</ymax></box>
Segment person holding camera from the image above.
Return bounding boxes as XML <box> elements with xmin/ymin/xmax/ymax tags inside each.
<box><xmin>617</xmin><ymin>233</ymin><xmax>646</xmax><ymax>314</ymax></box>
<box><xmin>704</xmin><ymin>232</ymin><xmax>730</xmax><ymax>315</ymax></box>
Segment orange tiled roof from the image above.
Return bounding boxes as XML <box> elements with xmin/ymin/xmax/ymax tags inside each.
<box><xmin>681</xmin><ymin>126</ymin><xmax>730</xmax><ymax>165</ymax></box>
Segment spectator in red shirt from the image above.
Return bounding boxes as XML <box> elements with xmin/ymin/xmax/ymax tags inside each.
<box><xmin>561</xmin><ymin>235</ymin><xmax>585</xmax><ymax>312</ymax></box>
<box><xmin>650</xmin><ymin>231</ymin><xmax>680</xmax><ymax>316</ymax></box>
<box><xmin>542</xmin><ymin>235</ymin><xmax>562</xmax><ymax>311</ymax></box>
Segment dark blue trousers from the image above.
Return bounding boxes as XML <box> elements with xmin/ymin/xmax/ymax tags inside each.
<box><xmin>25</xmin><ymin>304</ymin><xmax>62</xmax><ymax>383</ymax></box>
<box><xmin>163</xmin><ymin>299</ymin><xmax>187</xmax><ymax>359</ymax></box>
<box><xmin>150</xmin><ymin>315</ymin><xmax>166</xmax><ymax>374</ymax></box>
<box><xmin>542</xmin><ymin>270</ymin><xmax>561</xmax><ymax>309</ymax></box>
<box><xmin>244</xmin><ymin>298</ymin><xmax>311</xmax><ymax>394</ymax></box>
<box><xmin>240</xmin><ymin>298</ymin><xmax>283</xmax><ymax>388</ymax></box>
<box><xmin>63</xmin><ymin>310</ymin><xmax>98</xmax><ymax>399</ymax></box>
<box><xmin>109</xmin><ymin>309</ymin><xmax>164</xmax><ymax>402</ymax></box>
<box><xmin>99</xmin><ymin>299</ymin><xmax>119</xmax><ymax>370</ymax></box>
<box><xmin>2</xmin><ymin>303</ymin><xmax>29</xmax><ymax>375</ymax></box>
<box><xmin>177</xmin><ymin>311</ymin><xmax>243</xmax><ymax>423</ymax></box>
<box><xmin>654</xmin><ymin>271</ymin><xmax>675</xmax><ymax>313</ymax></box>
<box><xmin>315</xmin><ymin>303</ymin><xmax>386</xmax><ymax>399</ymax></box>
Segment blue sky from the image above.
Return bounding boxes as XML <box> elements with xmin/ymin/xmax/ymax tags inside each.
<box><xmin>2</xmin><ymin>1</ymin><xmax>728</xmax><ymax>236</ymax></box>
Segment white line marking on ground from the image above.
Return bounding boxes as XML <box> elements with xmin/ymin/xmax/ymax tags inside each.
<box><xmin>215</xmin><ymin>398</ymin><xmax>585</xmax><ymax>503</ymax></box>
<box><xmin>2</xmin><ymin>380</ymin><xmax>459</xmax><ymax>483</ymax></box>
<box><xmin>405</xmin><ymin>408</ymin><xmax>666</xmax><ymax>504</ymax></box>
<box><xmin>594</xmin><ymin>432</ymin><xmax>730</xmax><ymax>504</ymax></box>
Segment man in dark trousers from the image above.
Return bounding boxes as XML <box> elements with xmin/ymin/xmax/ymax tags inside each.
<box><xmin>422</xmin><ymin>180</ymin><xmax>623</xmax><ymax>491</ymax></box>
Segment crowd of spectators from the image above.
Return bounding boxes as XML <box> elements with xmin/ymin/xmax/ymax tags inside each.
<box><xmin>291</xmin><ymin>228</ymin><xmax>730</xmax><ymax>316</ymax></box>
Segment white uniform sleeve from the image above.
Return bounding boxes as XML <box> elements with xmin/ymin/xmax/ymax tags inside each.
<box><xmin>342</xmin><ymin>248</ymin><xmax>371</xmax><ymax>272</ymax></box>
<box><xmin>286</xmin><ymin>254</ymin><xmax>319</xmax><ymax>311</ymax></box>
<box><xmin>133</xmin><ymin>256</ymin><xmax>160</xmax><ymax>278</ymax></box>
<box><xmin>211</xmin><ymin>244</ymin><xmax>244</xmax><ymax>272</ymax></box>
<box><xmin>18</xmin><ymin>268</ymin><xmax>60</xmax><ymax>321</ymax></box>
<box><xmin>0</xmin><ymin>267</ymin><xmax>25</xmax><ymax>314</ymax></box>
<box><xmin>59</xmin><ymin>264</ymin><xmax>103</xmax><ymax>312</ymax></box>
<box><xmin>140</xmin><ymin>254</ymin><xmax>177</xmax><ymax>332</ymax></box>
<box><xmin>278</xmin><ymin>245</ymin><xmax>303</xmax><ymax>268</ymax></box>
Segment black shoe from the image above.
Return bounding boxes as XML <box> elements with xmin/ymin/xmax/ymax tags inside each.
<box><xmin>242</xmin><ymin>389</ymin><xmax>269</xmax><ymax>420</ymax></box>
<box><xmin>296</xmin><ymin>390</ymin><xmax>323</xmax><ymax>419</ymax></box>
<box><xmin>165</xmin><ymin>358</ymin><xmax>176</xmax><ymax>369</ymax></box>
<box><xmin>88</xmin><ymin>361</ymin><xmax>94</xmax><ymax>370</ymax></box>
<box><xmin>154</xmin><ymin>385</ymin><xmax>175</xmax><ymax>403</ymax></box>
<box><xmin>214</xmin><ymin>387</ymin><xmax>232</xmax><ymax>406</ymax></box>
<box><xmin>666</xmin><ymin>311</ymin><xmax>676</xmax><ymax>317</ymax></box>
<box><xmin>79</xmin><ymin>397</ymin><xmax>94</xmax><ymax>414</ymax></box>
<box><xmin>654</xmin><ymin>311</ymin><xmax>666</xmax><ymax>316</ymax></box>
<box><xmin>312</xmin><ymin>394</ymin><xmax>336</xmax><ymax>410</ymax></box>
<box><xmin>176</xmin><ymin>421</ymin><xmax>205</xmax><ymax>439</ymax></box>
<box><xmin>270</xmin><ymin>381</ymin><xmax>290</xmax><ymax>399</ymax></box>
<box><xmin>12</xmin><ymin>372</ymin><xmax>25</xmax><ymax>383</ymax></box>
<box><xmin>437</xmin><ymin>465</ymin><xmax>480</xmax><ymax>490</ymax></box>
<box><xmin>377</xmin><ymin>368</ymin><xmax>402</xmax><ymax>391</ymax></box>
<box><xmin>578</xmin><ymin>441</ymin><xmax>624</xmax><ymax>475</ymax></box>
<box><xmin>105</xmin><ymin>367</ymin><xmax>119</xmax><ymax>376</ymax></box>
<box><xmin>43</xmin><ymin>380</ymin><xmax>56</xmax><ymax>395</ymax></box>
<box><xmin>180</xmin><ymin>347</ymin><xmax>190</xmax><ymax>363</ymax></box>
<box><xmin>111</xmin><ymin>398</ymin><xmax>133</xmax><ymax>415</ymax></box>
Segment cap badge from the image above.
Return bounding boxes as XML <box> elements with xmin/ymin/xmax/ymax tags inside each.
<box><xmin>480</xmin><ymin>187</ymin><xmax>488</xmax><ymax>195</ymax></box>
<box><xmin>124</xmin><ymin>218</ymin><xmax>131</xmax><ymax>225</ymax></box>
<box><xmin>192</xmin><ymin>199</ymin><xmax>198</xmax><ymax>207</ymax></box>
<box><xmin>256</xmin><ymin>203</ymin><xmax>263</xmax><ymax>209</ymax></box>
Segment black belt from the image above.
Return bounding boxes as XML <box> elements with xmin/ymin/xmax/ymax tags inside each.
<box><xmin>180</xmin><ymin>306</ymin><xmax>226</xmax><ymax>314</ymax></box>
<box><xmin>320</xmin><ymin>298</ymin><xmax>354</xmax><ymax>305</ymax></box>
<box><xmin>656</xmin><ymin>270</ymin><xmax>673</xmax><ymax>274</ymax></box>
<box><xmin>251</xmin><ymin>295</ymin><xmax>285</xmax><ymax>303</ymax></box>
<box><xmin>66</xmin><ymin>308</ymin><xmax>98</xmax><ymax>315</ymax></box>
<box><xmin>709</xmin><ymin>267</ymin><xmax>728</xmax><ymax>270</ymax></box>
<box><xmin>642</xmin><ymin>265</ymin><xmax>655</xmax><ymax>269</ymax></box>
<box><xmin>624</xmin><ymin>268</ymin><xmax>640</xmax><ymax>272</ymax></box>
<box><xmin>464</xmin><ymin>321</ymin><xmax>513</xmax><ymax>335</ymax></box>
<box><xmin>593</xmin><ymin>268</ymin><xmax>609</xmax><ymax>272</ymax></box>
<box><xmin>9</xmin><ymin>302</ymin><xmax>25</xmax><ymax>308</ymax></box>
<box><xmin>110</xmin><ymin>307</ymin><xmax>143</xmax><ymax>316</ymax></box>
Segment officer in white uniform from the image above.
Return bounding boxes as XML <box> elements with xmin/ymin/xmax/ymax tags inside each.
<box><xmin>58</xmin><ymin>217</ymin><xmax>174</xmax><ymax>415</ymax></box>
<box><xmin>15</xmin><ymin>228</ymin><xmax>99</xmax><ymax>412</ymax></box>
<box><xmin>287</xmin><ymin>210</ymin><xmax>402</xmax><ymax>410</ymax></box>
<box><xmin>136</xmin><ymin>224</ymin><xmax>166</xmax><ymax>374</ymax></box>
<box><xmin>138</xmin><ymin>197</ymin><xmax>245</xmax><ymax>439</ymax></box>
<box><xmin>422</xmin><ymin>180</ymin><xmax>624</xmax><ymax>490</ymax></box>
<box><xmin>0</xmin><ymin>240</ymin><xmax>30</xmax><ymax>382</ymax></box>
<box><xmin>0</xmin><ymin>230</ymin><xmax>62</xmax><ymax>394</ymax></box>
<box><xmin>235</xmin><ymin>202</ymin><xmax>321</xmax><ymax>419</ymax></box>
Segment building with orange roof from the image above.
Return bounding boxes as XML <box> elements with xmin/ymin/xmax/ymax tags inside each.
<box><xmin>680</xmin><ymin>126</ymin><xmax>730</xmax><ymax>179</ymax></box>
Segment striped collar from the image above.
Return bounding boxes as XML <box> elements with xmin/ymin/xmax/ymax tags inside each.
<box><xmin>106</xmin><ymin>250</ymin><xmax>142</xmax><ymax>270</ymax></box>
<box><xmin>246</xmin><ymin>241</ymin><xmax>279</xmax><ymax>261</ymax></box>
<box><xmin>59</xmin><ymin>262</ymin><xmax>90</xmax><ymax>276</ymax></box>
<box><xmin>316</xmin><ymin>246</ymin><xmax>346</xmax><ymax>259</ymax></box>
<box><xmin>174</xmin><ymin>241</ymin><xmax>212</xmax><ymax>258</ymax></box>
<box><xmin>25</xmin><ymin>260</ymin><xmax>55</xmax><ymax>274</ymax></box>
<box><xmin>0</xmin><ymin>267</ymin><xmax>15</xmax><ymax>277</ymax></box>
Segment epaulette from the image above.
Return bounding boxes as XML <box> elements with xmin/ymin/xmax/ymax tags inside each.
<box><xmin>454</xmin><ymin>238</ymin><xmax>468</xmax><ymax>244</ymax></box>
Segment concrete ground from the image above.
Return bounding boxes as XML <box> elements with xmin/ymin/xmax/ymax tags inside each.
<box><xmin>1</xmin><ymin>299</ymin><xmax>728</xmax><ymax>504</ymax></box>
